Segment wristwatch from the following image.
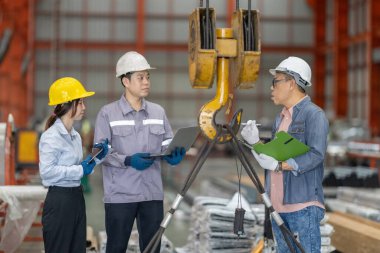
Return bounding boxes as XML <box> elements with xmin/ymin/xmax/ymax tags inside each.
<box><xmin>274</xmin><ymin>161</ymin><xmax>283</xmax><ymax>173</ymax></box>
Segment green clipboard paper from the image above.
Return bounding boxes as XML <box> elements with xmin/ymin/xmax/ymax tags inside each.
<box><xmin>253</xmin><ymin>131</ymin><xmax>310</xmax><ymax>161</ymax></box>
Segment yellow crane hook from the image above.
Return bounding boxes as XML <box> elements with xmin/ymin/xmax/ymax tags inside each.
<box><xmin>188</xmin><ymin>7</ymin><xmax>261</xmax><ymax>143</ymax></box>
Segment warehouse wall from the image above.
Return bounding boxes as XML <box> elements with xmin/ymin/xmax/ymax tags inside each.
<box><xmin>32</xmin><ymin>0</ymin><xmax>314</xmax><ymax>129</ymax></box>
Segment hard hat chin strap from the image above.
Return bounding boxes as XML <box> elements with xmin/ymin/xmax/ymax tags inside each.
<box><xmin>279</xmin><ymin>69</ymin><xmax>310</xmax><ymax>89</ymax></box>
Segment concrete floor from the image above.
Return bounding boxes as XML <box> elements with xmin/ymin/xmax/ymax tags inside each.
<box><xmin>14</xmin><ymin>148</ymin><xmax>263</xmax><ymax>252</ymax></box>
<box><xmin>85</xmin><ymin>155</ymin><xmax>260</xmax><ymax>248</ymax></box>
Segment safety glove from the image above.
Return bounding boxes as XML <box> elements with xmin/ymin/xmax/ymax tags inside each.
<box><xmin>81</xmin><ymin>155</ymin><xmax>96</xmax><ymax>175</ymax></box>
<box><xmin>93</xmin><ymin>138</ymin><xmax>109</xmax><ymax>160</ymax></box>
<box><xmin>241</xmin><ymin>120</ymin><xmax>260</xmax><ymax>145</ymax></box>
<box><xmin>251</xmin><ymin>150</ymin><xmax>278</xmax><ymax>171</ymax></box>
<box><xmin>124</xmin><ymin>153</ymin><xmax>154</xmax><ymax>171</ymax></box>
<box><xmin>163</xmin><ymin>147</ymin><xmax>186</xmax><ymax>166</ymax></box>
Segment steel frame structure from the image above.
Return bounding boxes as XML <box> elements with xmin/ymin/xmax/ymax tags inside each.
<box><xmin>1</xmin><ymin>0</ymin><xmax>380</xmax><ymax>133</ymax></box>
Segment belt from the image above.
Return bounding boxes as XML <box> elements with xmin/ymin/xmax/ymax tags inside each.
<box><xmin>48</xmin><ymin>185</ymin><xmax>83</xmax><ymax>193</ymax></box>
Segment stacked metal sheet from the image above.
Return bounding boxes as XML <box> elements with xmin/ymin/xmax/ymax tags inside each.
<box><xmin>337</xmin><ymin>187</ymin><xmax>380</xmax><ymax>210</ymax></box>
<box><xmin>176</xmin><ymin>196</ymin><xmax>264</xmax><ymax>253</ymax></box>
<box><xmin>326</xmin><ymin>187</ymin><xmax>380</xmax><ymax>222</ymax></box>
<box><xmin>320</xmin><ymin>216</ymin><xmax>336</xmax><ymax>253</ymax></box>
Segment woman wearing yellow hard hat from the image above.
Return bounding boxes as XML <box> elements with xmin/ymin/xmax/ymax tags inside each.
<box><xmin>38</xmin><ymin>77</ymin><xmax>108</xmax><ymax>253</ymax></box>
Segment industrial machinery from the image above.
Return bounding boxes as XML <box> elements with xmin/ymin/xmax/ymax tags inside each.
<box><xmin>0</xmin><ymin>114</ymin><xmax>39</xmax><ymax>186</ymax></box>
<box><xmin>144</xmin><ymin>1</ymin><xmax>305</xmax><ymax>253</ymax></box>
<box><xmin>0</xmin><ymin>114</ymin><xmax>16</xmax><ymax>185</ymax></box>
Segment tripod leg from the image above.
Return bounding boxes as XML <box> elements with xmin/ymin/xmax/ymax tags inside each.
<box><xmin>143</xmin><ymin>138</ymin><xmax>218</xmax><ymax>253</ymax></box>
<box><xmin>225</xmin><ymin>125</ymin><xmax>305</xmax><ymax>253</ymax></box>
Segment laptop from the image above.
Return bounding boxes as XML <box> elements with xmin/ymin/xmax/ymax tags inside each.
<box><xmin>149</xmin><ymin>126</ymin><xmax>200</xmax><ymax>158</ymax></box>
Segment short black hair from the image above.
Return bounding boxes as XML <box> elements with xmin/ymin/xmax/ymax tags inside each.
<box><xmin>120</xmin><ymin>72</ymin><xmax>133</xmax><ymax>87</ymax></box>
<box><xmin>121</xmin><ymin>72</ymin><xmax>133</xmax><ymax>80</ymax></box>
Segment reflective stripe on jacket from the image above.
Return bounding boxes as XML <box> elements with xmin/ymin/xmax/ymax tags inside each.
<box><xmin>94</xmin><ymin>95</ymin><xmax>173</xmax><ymax>203</ymax></box>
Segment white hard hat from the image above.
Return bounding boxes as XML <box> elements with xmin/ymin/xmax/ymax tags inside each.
<box><xmin>269</xmin><ymin>56</ymin><xmax>312</xmax><ymax>89</ymax></box>
<box><xmin>115</xmin><ymin>51</ymin><xmax>155</xmax><ymax>78</ymax></box>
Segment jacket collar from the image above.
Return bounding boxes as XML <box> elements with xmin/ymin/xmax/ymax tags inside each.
<box><xmin>291</xmin><ymin>95</ymin><xmax>310</xmax><ymax>115</ymax></box>
<box><xmin>118</xmin><ymin>95</ymin><xmax>147</xmax><ymax>116</ymax></box>
<box><xmin>55</xmin><ymin>118</ymin><xmax>79</xmax><ymax>138</ymax></box>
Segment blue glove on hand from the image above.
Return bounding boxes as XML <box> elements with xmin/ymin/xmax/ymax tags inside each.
<box><xmin>81</xmin><ymin>154</ymin><xmax>96</xmax><ymax>175</ymax></box>
<box><xmin>93</xmin><ymin>139</ymin><xmax>109</xmax><ymax>160</ymax></box>
<box><xmin>163</xmin><ymin>147</ymin><xmax>186</xmax><ymax>166</ymax></box>
<box><xmin>124</xmin><ymin>153</ymin><xmax>154</xmax><ymax>171</ymax></box>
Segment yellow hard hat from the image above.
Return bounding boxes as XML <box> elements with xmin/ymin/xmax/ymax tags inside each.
<box><xmin>48</xmin><ymin>77</ymin><xmax>95</xmax><ymax>106</ymax></box>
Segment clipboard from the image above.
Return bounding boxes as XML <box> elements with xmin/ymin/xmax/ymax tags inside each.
<box><xmin>252</xmin><ymin>131</ymin><xmax>310</xmax><ymax>161</ymax></box>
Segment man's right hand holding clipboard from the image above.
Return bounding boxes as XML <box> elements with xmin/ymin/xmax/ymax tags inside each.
<box><xmin>240</xmin><ymin>121</ymin><xmax>310</xmax><ymax>172</ymax></box>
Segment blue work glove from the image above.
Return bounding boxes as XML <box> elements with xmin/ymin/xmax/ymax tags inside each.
<box><xmin>163</xmin><ymin>147</ymin><xmax>186</xmax><ymax>166</ymax></box>
<box><xmin>93</xmin><ymin>139</ymin><xmax>109</xmax><ymax>160</ymax></box>
<box><xmin>81</xmin><ymin>154</ymin><xmax>96</xmax><ymax>175</ymax></box>
<box><xmin>124</xmin><ymin>153</ymin><xmax>154</xmax><ymax>171</ymax></box>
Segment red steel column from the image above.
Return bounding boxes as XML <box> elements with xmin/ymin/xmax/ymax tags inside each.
<box><xmin>368</xmin><ymin>0</ymin><xmax>380</xmax><ymax>136</ymax></box>
<box><xmin>226</xmin><ymin>0</ymin><xmax>235</xmax><ymax>26</ymax></box>
<box><xmin>136</xmin><ymin>0</ymin><xmax>145</xmax><ymax>53</ymax></box>
<box><xmin>27</xmin><ymin>0</ymin><xmax>36</xmax><ymax>118</ymax></box>
<box><xmin>226</xmin><ymin>0</ymin><xmax>235</xmax><ymax>122</ymax></box>
<box><xmin>313</xmin><ymin>0</ymin><xmax>326</xmax><ymax>108</ymax></box>
<box><xmin>333</xmin><ymin>0</ymin><xmax>349</xmax><ymax>117</ymax></box>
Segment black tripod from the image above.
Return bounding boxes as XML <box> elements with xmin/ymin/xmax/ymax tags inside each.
<box><xmin>143</xmin><ymin>124</ymin><xmax>305</xmax><ymax>253</ymax></box>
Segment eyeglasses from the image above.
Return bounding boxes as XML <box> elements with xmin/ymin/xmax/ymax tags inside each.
<box><xmin>272</xmin><ymin>78</ymin><xmax>288</xmax><ymax>88</ymax></box>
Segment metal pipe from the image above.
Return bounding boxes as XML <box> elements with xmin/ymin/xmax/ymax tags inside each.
<box><xmin>248</xmin><ymin>0</ymin><xmax>252</xmax><ymax>51</ymax></box>
<box><xmin>205</xmin><ymin>0</ymin><xmax>209</xmax><ymax>49</ymax></box>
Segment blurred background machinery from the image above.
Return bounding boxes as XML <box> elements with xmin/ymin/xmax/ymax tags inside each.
<box><xmin>1</xmin><ymin>0</ymin><xmax>379</xmax><ymax>134</ymax></box>
<box><xmin>1</xmin><ymin>1</ymin><xmax>380</xmax><ymax>253</ymax></box>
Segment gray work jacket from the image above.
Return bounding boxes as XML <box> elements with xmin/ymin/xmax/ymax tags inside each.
<box><xmin>94</xmin><ymin>95</ymin><xmax>173</xmax><ymax>203</ymax></box>
<box><xmin>265</xmin><ymin>96</ymin><xmax>329</xmax><ymax>205</ymax></box>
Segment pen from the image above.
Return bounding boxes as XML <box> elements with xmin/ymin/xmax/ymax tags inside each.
<box><xmin>88</xmin><ymin>144</ymin><xmax>112</xmax><ymax>163</ymax></box>
<box><xmin>241</xmin><ymin>122</ymin><xmax>261</xmax><ymax>126</ymax></box>
<box><xmin>237</xmin><ymin>138</ymin><xmax>253</xmax><ymax>149</ymax></box>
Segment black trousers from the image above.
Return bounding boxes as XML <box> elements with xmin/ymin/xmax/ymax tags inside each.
<box><xmin>105</xmin><ymin>200</ymin><xmax>163</xmax><ymax>253</ymax></box>
<box><xmin>42</xmin><ymin>186</ymin><xmax>86</xmax><ymax>253</ymax></box>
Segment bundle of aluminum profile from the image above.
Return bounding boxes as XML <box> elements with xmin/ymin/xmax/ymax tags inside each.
<box><xmin>320</xmin><ymin>219</ymin><xmax>335</xmax><ymax>253</ymax></box>
<box><xmin>179</xmin><ymin>196</ymin><xmax>264</xmax><ymax>253</ymax></box>
<box><xmin>337</xmin><ymin>187</ymin><xmax>380</xmax><ymax>210</ymax></box>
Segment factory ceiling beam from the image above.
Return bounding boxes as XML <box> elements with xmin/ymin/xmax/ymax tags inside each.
<box><xmin>34</xmin><ymin>41</ymin><xmax>313</xmax><ymax>53</ymax></box>
<box><xmin>35</xmin><ymin>10</ymin><xmax>312</xmax><ymax>24</ymax></box>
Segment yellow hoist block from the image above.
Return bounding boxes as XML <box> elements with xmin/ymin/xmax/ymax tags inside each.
<box><xmin>230</xmin><ymin>9</ymin><xmax>261</xmax><ymax>89</ymax></box>
<box><xmin>188</xmin><ymin>8</ymin><xmax>217</xmax><ymax>89</ymax></box>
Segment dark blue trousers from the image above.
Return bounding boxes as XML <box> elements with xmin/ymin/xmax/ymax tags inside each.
<box><xmin>42</xmin><ymin>186</ymin><xmax>86</xmax><ymax>253</ymax></box>
<box><xmin>105</xmin><ymin>200</ymin><xmax>163</xmax><ymax>253</ymax></box>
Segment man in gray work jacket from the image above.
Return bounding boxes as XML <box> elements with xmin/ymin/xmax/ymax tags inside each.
<box><xmin>241</xmin><ymin>56</ymin><xmax>329</xmax><ymax>253</ymax></box>
<box><xmin>94</xmin><ymin>51</ymin><xmax>185</xmax><ymax>253</ymax></box>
